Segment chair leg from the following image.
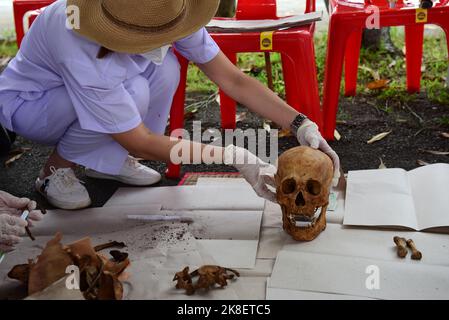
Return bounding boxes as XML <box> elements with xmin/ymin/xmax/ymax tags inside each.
<box><xmin>219</xmin><ymin>52</ymin><xmax>237</xmax><ymax>129</ymax></box>
<box><xmin>166</xmin><ymin>55</ymin><xmax>189</xmax><ymax>179</ymax></box>
<box><xmin>281</xmin><ymin>53</ymin><xmax>301</xmax><ymax>111</ymax></box>
<box><xmin>405</xmin><ymin>24</ymin><xmax>424</xmax><ymax>93</ymax></box>
<box><xmin>281</xmin><ymin>39</ymin><xmax>323</xmax><ymax>128</ymax></box>
<box><xmin>322</xmin><ymin>18</ymin><xmax>352</xmax><ymax>140</ymax></box>
<box><xmin>344</xmin><ymin>30</ymin><xmax>363</xmax><ymax>97</ymax></box>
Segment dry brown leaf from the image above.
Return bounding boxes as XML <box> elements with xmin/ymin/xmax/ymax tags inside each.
<box><xmin>421</xmin><ymin>149</ymin><xmax>449</xmax><ymax>156</ymax></box>
<box><xmin>367</xmin><ymin>131</ymin><xmax>392</xmax><ymax>144</ymax></box>
<box><xmin>4</xmin><ymin>147</ymin><xmax>31</xmax><ymax>167</ymax></box>
<box><xmin>235</xmin><ymin>112</ymin><xmax>247</xmax><ymax>123</ymax></box>
<box><xmin>440</xmin><ymin>132</ymin><xmax>449</xmax><ymax>139</ymax></box>
<box><xmin>378</xmin><ymin>158</ymin><xmax>387</xmax><ymax>169</ymax></box>
<box><xmin>334</xmin><ymin>130</ymin><xmax>341</xmax><ymax>141</ymax></box>
<box><xmin>5</xmin><ymin>153</ymin><xmax>24</xmax><ymax>167</ymax></box>
<box><xmin>366</xmin><ymin>79</ymin><xmax>390</xmax><ymax>90</ymax></box>
<box><xmin>28</xmin><ymin>233</ymin><xmax>73</xmax><ymax>295</ymax></box>
<box><xmin>278</xmin><ymin>128</ymin><xmax>292</xmax><ymax>138</ymax></box>
<box><xmin>417</xmin><ymin>159</ymin><xmax>430</xmax><ymax>166</ymax></box>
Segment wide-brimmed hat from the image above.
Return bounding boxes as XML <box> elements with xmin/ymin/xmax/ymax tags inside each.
<box><xmin>67</xmin><ymin>0</ymin><xmax>220</xmax><ymax>54</ymax></box>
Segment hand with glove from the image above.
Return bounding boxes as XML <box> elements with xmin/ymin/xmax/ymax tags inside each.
<box><xmin>224</xmin><ymin>145</ymin><xmax>277</xmax><ymax>203</ymax></box>
<box><xmin>295</xmin><ymin>118</ymin><xmax>341</xmax><ymax>186</ymax></box>
<box><xmin>0</xmin><ymin>213</ymin><xmax>28</xmax><ymax>252</ymax></box>
<box><xmin>0</xmin><ymin>191</ymin><xmax>44</xmax><ymax>252</ymax></box>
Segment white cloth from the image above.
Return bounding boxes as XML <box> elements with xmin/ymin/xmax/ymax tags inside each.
<box><xmin>140</xmin><ymin>45</ymin><xmax>172</xmax><ymax>65</ymax></box>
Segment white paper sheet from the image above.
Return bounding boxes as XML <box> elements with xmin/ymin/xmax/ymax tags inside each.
<box><xmin>281</xmin><ymin>223</ymin><xmax>449</xmax><ymax>266</ymax></box>
<box><xmin>196</xmin><ymin>177</ymin><xmax>247</xmax><ymax>187</ymax></box>
<box><xmin>30</xmin><ymin>205</ymin><xmax>162</xmax><ymax>236</ymax></box>
<box><xmin>237</xmin><ymin>259</ymin><xmax>275</xmax><ymax>278</ymax></box>
<box><xmin>27</xmin><ymin>205</ymin><xmax>263</xmax><ymax>272</ymax></box>
<box><xmin>344</xmin><ymin>169</ymin><xmax>418</xmax><ymax>229</ymax></box>
<box><xmin>257</xmin><ymin>228</ymin><xmax>291</xmax><ymax>259</ymax></box>
<box><xmin>344</xmin><ymin>164</ymin><xmax>449</xmax><ymax>231</ymax></box>
<box><xmin>197</xmin><ymin>240</ymin><xmax>259</xmax><ymax>269</ymax></box>
<box><xmin>266</xmin><ymin>278</ymin><xmax>374</xmax><ymax>300</ymax></box>
<box><xmin>270</xmin><ymin>251</ymin><xmax>449</xmax><ymax>299</ymax></box>
<box><xmin>104</xmin><ymin>186</ymin><xmax>265</xmax><ymax>210</ymax></box>
<box><xmin>409</xmin><ymin>164</ymin><xmax>449</xmax><ymax>230</ymax></box>
<box><xmin>233</xmin><ymin>277</ymin><xmax>267</xmax><ymax>300</ymax></box>
<box><xmin>206</xmin><ymin>12</ymin><xmax>322</xmax><ymax>33</ymax></box>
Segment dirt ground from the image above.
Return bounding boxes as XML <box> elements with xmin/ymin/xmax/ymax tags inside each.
<box><xmin>0</xmin><ymin>89</ymin><xmax>448</xmax><ymax>208</ymax></box>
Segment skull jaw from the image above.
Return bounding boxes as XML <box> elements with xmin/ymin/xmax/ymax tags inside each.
<box><xmin>281</xmin><ymin>205</ymin><xmax>327</xmax><ymax>241</ymax></box>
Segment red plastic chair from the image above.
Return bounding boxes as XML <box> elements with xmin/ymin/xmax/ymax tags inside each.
<box><xmin>322</xmin><ymin>0</ymin><xmax>449</xmax><ymax>140</ymax></box>
<box><xmin>167</xmin><ymin>0</ymin><xmax>322</xmax><ymax>178</ymax></box>
<box><xmin>13</xmin><ymin>0</ymin><xmax>55</xmax><ymax>47</ymax></box>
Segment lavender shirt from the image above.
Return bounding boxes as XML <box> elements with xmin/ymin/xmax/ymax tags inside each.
<box><xmin>0</xmin><ymin>0</ymin><xmax>219</xmax><ymax>134</ymax></box>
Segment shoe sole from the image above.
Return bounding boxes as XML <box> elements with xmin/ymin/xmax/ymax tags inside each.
<box><xmin>85</xmin><ymin>170</ymin><xmax>161</xmax><ymax>186</ymax></box>
<box><xmin>35</xmin><ymin>186</ymin><xmax>92</xmax><ymax>210</ymax></box>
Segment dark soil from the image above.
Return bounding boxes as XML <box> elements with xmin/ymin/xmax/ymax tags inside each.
<box><xmin>0</xmin><ymin>90</ymin><xmax>448</xmax><ymax>209</ymax></box>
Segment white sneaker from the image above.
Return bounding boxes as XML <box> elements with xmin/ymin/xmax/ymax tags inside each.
<box><xmin>35</xmin><ymin>167</ymin><xmax>92</xmax><ymax>210</ymax></box>
<box><xmin>85</xmin><ymin>156</ymin><xmax>162</xmax><ymax>186</ymax></box>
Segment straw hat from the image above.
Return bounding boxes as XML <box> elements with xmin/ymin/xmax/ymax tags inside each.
<box><xmin>67</xmin><ymin>0</ymin><xmax>220</xmax><ymax>54</ymax></box>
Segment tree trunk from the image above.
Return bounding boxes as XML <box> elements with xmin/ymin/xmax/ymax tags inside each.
<box><xmin>362</xmin><ymin>29</ymin><xmax>382</xmax><ymax>50</ymax></box>
<box><xmin>216</xmin><ymin>0</ymin><xmax>236</xmax><ymax>17</ymax></box>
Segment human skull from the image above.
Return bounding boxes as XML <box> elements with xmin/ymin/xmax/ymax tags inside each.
<box><xmin>275</xmin><ymin>146</ymin><xmax>334</xmax><ymax>241</ymax></box>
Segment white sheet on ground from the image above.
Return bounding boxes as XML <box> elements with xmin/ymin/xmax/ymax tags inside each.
<box><xmin>269</xmin><ymin>251</ymin><xmax>449</xmax><ymax>300</ymax></box>
<box><xmin>104</xmin><ymin>186</ymin><xmax>265</xmax><ymax>210</ymax></box>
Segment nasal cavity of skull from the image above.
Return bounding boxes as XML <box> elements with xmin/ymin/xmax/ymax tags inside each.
<box><xmin>281</xmin><ymin>178</ymin><xmax>296</xmax><ymax>194</ymax></box>
<box><xmin>295</xmin><ymin>192</ymin><xmax>305</xmax><ymax>207</ymax></box>
<box><xmin>306</xmin><ymin>179</ymin><xmax>321</xmax><ymax>196</ymax></box>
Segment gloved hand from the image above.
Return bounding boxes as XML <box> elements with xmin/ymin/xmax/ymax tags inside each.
<box><xmin>0</xmin><ymin>191</ymin><xmax>43</xmax><ymax>227</ymax></box>
<box><xmin>0</xmin><ymin>213</ymin><xmax>27</xmax><ymax>252</ymax></box>
<box><xmin>296</xmin><ymin>120</ymin><xmax>341</xmax><ymax>186</ymax></box>
<box><xmin>224</xmin><ymin>145</ymin><xmax>277</xmax><ymax>203</ymax></box>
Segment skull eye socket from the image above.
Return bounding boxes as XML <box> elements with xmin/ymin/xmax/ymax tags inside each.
<box><xmin>281</xmin><ymin>178</ymin><xmax>296</xmax><ymax>194</ymax></box>
<box><xmin>306</xmin><ymin>179</ymin><xmax>321</xmax><ymax>196</ymax></box>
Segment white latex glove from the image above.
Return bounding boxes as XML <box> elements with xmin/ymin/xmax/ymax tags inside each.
<box><xmin>224</xmin><ymin>145</ymin><xmax>277</xmax><ymax>203</ymax></box>
<box><xmin>296</xmin><ymin>120</ymin><xmax>341</xmax><ymax>186</ymax></box>
<box><xmin>0</xmin><ymin>191</ymin><xmax>43</xmax><ymax>227</ymax></box>
<box><xmin>0</xmin><ymin>213</ymin><xmax>27</xmax><ymax>252</ymax></box>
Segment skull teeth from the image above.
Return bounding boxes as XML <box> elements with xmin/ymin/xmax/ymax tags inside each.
<box><xmin>290</xmin><ymin>207</ymin><xmax>322</xmax><ymax>228</ymax></box>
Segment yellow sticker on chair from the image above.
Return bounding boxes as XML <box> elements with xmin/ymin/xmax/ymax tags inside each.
<box><xmin>260</xmin><ymin>31</ymin><xmax>274</xmax><ymax>51</ymax></box>
<box><xmin>416</xmin><ymin>8</ymin><xmax>428</xmax><ymax>23</ymax></box>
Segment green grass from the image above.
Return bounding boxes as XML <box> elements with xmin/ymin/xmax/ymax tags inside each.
<box><xmin>437</xmin><ymin>115</ymin><xmax>449</xmax><ymax>126</ymax></box>
<box><xmin>186</xmin><ymin>28</ymin><xmax>449</xmax><ymax>107</ymax></box>
<box><xmin>0</xmin><ymin>40</ymin><xmax>17</xmax><ymax>58</ymax></box>
<box><xmin>353</xmin><ymin>27</ymin><xmax>448</xmax><ymax>105</ymax></box>
<box><xmin>1</xmin><ymin>27</ymin><xmax>447</xmax><ymax>106</ymax></box>
<box><xmin>186</xmin><ymin>51</ymin><xmax>286</xmax><ymax>94</ymax></box>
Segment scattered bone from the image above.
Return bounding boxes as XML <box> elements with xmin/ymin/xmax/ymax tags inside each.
<box><xmin>406</xmin><ymin>239</ymin><xmax>422</xmax><ymax>260</ymax></box>
<box><xmin>393</xmin><ymin>236</ymin><xmax>408</xmax><ymax>258</ymax></box>
<box><xmin>173</xmin><ymin>265</ymin><xmax>240</xmax><ymax>296</ymax></box>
